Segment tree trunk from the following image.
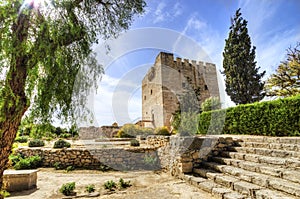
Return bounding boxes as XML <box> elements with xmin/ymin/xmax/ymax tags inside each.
<box><xmin>0</xmin><ymin>12</ymin><xmax>30</xmax><ymax>198</ymax></box>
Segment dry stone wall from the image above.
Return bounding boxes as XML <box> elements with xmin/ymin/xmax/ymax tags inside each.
<box><xmin>15</xmin><ymin>136</ymin><xmax>232</xmax><ymax>173</ymax></box>
<box><xmin>16</xmin><ymin>147</ymin><xmax>160</xmax><ymax>170</ymax></box>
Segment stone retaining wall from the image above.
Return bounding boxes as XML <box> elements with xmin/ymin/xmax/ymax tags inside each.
<box><xmin>16</xmin><ymin>147</ymin><xmax>160</xmax><ymax>170</ymax></box>
<box><xmin>16</xmin><ymin>136</ymin><xmax>233</xmax><ymax>173</ymax></box>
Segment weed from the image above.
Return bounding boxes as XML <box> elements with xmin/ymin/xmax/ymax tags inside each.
<box><xmin>59</xmin><ymin>182</ymin><xmax>75</xmax><ymax>196</ymax></box>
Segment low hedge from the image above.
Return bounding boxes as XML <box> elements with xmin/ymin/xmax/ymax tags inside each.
<box><xmin>198</xmin><ymin>95</ymin><xmax>300</xmax><ymax>136</ymax></box>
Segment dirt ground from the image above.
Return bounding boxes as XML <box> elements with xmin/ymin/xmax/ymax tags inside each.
<box><xmin>8</xmin><ymin>168</ymin><xmax>215</xmax><ymax>199</ymax></box>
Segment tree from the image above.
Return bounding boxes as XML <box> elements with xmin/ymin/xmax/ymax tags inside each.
<box><xmin>265</xmin><ymin>43</ymin><xmax>300</xmax><ymax>97</ymax></box>
<box><xmin>0</xmin><ymin>0</ymin><xmax>145</xmax><ymax>195</ymax></box>
<box><xmin>222</xmin><ymin>8</ymin><xmax>265</xmax><ymax>105</ymax></box>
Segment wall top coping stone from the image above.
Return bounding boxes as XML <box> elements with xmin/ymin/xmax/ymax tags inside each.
<box><xmin>4</xmin><ymin>169</ymin><xmax>38</xmax><ymax>175</ymax></box>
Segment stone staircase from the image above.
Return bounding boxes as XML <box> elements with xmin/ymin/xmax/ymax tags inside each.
<box><xmin>181</xmin><ymin>136</ymin><xmax>300</xmax><ymax>199</ymax></box>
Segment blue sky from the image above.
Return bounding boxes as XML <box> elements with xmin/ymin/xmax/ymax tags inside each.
<box><xmin>84</xmin><ymin>0</ymin><xmax>300</xmax><ymax>127</ymax></box>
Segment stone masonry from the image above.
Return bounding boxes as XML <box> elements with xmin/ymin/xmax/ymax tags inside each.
<box><xmin>142</xmin><ymin>52</ymin><xmax>220</xmax><ymax>129</ymax></box>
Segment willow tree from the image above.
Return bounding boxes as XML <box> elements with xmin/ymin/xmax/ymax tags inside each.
<box><xmin>0</xmin><ymin>0</ymin><xmax>145</xmax><ymax>194</ymax></box>
<box><xmin>265</xmin><ymin>43</ymin><xmax>300</xmax><ymax>97</ymax></box>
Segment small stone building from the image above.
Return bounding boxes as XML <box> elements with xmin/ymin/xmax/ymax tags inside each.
<box><xmin>141</xmin><ymin>52</ymin><xmax>220</xmax><ymax>129</ymax></box>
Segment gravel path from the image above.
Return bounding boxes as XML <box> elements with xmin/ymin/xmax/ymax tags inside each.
<box><xmin>8</xmin><ymin>168</ymin><xmax>215</xmax><ymax>199</ymax></box>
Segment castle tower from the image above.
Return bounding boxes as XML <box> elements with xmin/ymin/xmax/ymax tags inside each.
<box><xmin>142</xmin><ymin>52</ymin><xmax>220</xmax><ymax>129</ymax></box>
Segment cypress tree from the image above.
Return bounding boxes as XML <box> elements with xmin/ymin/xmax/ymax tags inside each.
<box><xmin>223</xmin><ymin>8</ymin><xmax>265</xmax><ymax>104</ymax></box>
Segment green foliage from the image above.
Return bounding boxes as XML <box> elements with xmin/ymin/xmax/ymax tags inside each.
<box><xmin>117</xmin><ymin>124</ymin><xmax>152</xmax><ymax>138</ymax></box>
<box><xmin>118</xmin><ymin>178</ymin><xmax>131</xmax><ymax>189</ymax></box>
<box><xmin>14</xmin><ymin>155</ymin><xmax>42</xmax><ymax>170</ymax></box>
<box><xmin>103</xmin><ymin>180</ymin><xmax>116</xmax><ymax>191</ymax></box>
<box><xmin>154</xmin><ymin>127</ymin><xmax>170</xmax><ymax>136</ymax></box>
<box><xmin>265</xmin><ymin>43</ymin><xmax>300</xmax><ymax>97</ymax></box>
<box><xmin>223</xmin><ymin>8</ymin><xmax>265</xmax><ymax>104</ymax></box>
<box><xmin>53</xmin><ymin>162</ymin><xmax>64</xmax><ymax>170</ymax></box>
<box><xmin>99</xmin><ymin>164</ymin><xmax>111</xmax><ymax>172</ymax></box>
<box><xmin>65</xmin><ymin>166</ymin><xmax>75</xmax><ymax>172</ymax></box>
<box><xmin>9</xmin><ymin>153</ymin><xmax>23</xmax><ymax>166</ymax></box>
<box><xmin>59</xmin><ymin>133</ymin><xmax>72</xmax><ymax>139</ymax></box>
<box><xmin>14</xmin><ymin>136</ymin><xmax>28</xmax><ymax>143</ymax></box>
<box><xmin>197</xmin><ymin>95</ymin><xmax>300</xmax><ymax>136</ymax></box>
<box><xmin>28</xmin><ymin>139</ymin><xmax>45</xmax><ymax>147</ymax></box>
<box><xmin>85</xmin><ymin>184</ymin><xmax>95</xmax><ymax>193</ymax></box>
<box><xmin>130</xmin><ymin>139</ymin><xmax>140</xmax><ymax>147</ymax></box>
<box><xmin>59</xmin><ymin>182</ymin><xmax>76</xmax><ymax>196</ymax></box>
<box><xmin>201</xmin><ymin>97</ymin><xmax>221</xmax><ymax>112</ymax></box>
<box><xmin>53</xmin><ymin>139</ymin><xmax>71</xmax><ymax>148</ymax></box>
<box><xmin>0</xmin><ymin>190</ymin><xmax>10</xmax><ymax>198</ymax></box>
<box><xmin>143</xmin><ymin>154</ymin><xmax>158</xmax><ymax>166</ymax></box>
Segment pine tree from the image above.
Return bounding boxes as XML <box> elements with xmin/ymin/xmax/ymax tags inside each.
<box><xmin>223</xmin><ymin>8</ymin><xmax>265</xmax><ymax>104</ymax></box>
<box><xmin>265</xmin><ymin>43</ymin><xmax>300</xmax><ymax>97</ymax></box>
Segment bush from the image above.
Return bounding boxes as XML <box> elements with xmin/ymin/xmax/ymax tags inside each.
<box><xmin>85</xmin><ymin>184</ymin><xmax>95</xmax><ymax>193</ymax></box>
<box><xmin>116</xmin><ymin>130</ymin><xmax>135</xmax><ymax>138</ymax></box>
<box><xmin>65</xmin><ymin>165</ymin><xmax>75</xmax><ymax>172</ymax></box>
<box><xmin>103</xmin><ymin>180</ymin><xmax>116</xmax><ymax>191</ymax></box>
<box><xmin>99</xmin><ymin>164</ymin><xmax>111</xmax><ymax>172</ymax></box>
<box><xmin>0</xmin><ymin>190</ymin><xmax>10</xmax><ymax>198</ymax></box>
<box><xmin>59</xmin><ymin>182</ymin><xmax>76</xmax><ymax>196</ymax></box>
<box><xmin>59</xmin><ymin>133</ymin><xmax>72</xmax><ymax>138</ymax></box>
<box><xmin>197</xmin><ymin>95</ymin><xmax>300</xmax><ymax>136</ymax></box>
<box><xmin>9</xmin><ymin>153</ymin><xmax>23</xmax><ymax>166</ymax></box>
<box><xmin>201</xmin><ymin>97</ymin><xmax>221</xmax><ymax>112</ymax></box>
<box><xmin>53</xmin><ymin>139</ymin><xmax>71</xmax><ymax>148</ymax></box>
<box><xmin>53</xmin><ymin>162</ymin><xmax>64</xmax><ymax>170</ymax></box>
<box><xmin>28</xmin><ymin>139</ymin><xmax>45</xmax><ymax>147</ymax></box>
<box><xmin>14</xmin><ymin>136</ymin><xmax>28</xmax><ymax>143</ymax></box>
<box><xmin>118</xmin><ymin>178</ymin><xmax>131</xmax><ymax>189</ymax></box>
<box><xmin>14</xmin><ymin>155</ymin><xmax>42</xmax><ymax>170</ymax></box>
<box><xmin>154</xmin><ymin>126</ymin><xmax>170</xmax><ymax>136</ymax></box>
<box><xmin>130</xmin><ymin>139</ymin><xmax>140</xmax><ymax>147</ymax></box>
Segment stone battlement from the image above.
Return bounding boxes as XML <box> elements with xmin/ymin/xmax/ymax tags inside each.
<box><xmin>154</xmin><ymin>52</ymin><xmax>216</xmax><ymax>71</ymax></box>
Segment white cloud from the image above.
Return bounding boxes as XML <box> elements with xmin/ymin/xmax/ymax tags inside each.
<box><xmin>152</xmin><ymin>1</ymin><xmax>183</xmax><ymax>24</ymax></box>
<box><xmin>173</xmin><ymin>2</ymin><xmax>183</xmax><ymax>17</ymax></box>
<box><xmin>153</xmin><ymin>2</ymin><xmax>167</xmax><ymax>23</ymax></box>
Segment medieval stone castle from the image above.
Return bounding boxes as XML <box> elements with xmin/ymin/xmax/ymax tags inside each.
<box><xmin>142</xmin><ymin>52</ymin><xmax>220</xmax><ymax>129</ymax></box>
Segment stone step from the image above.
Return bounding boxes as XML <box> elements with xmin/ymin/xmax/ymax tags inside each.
<box><xmin>228</xmin><ymin>146</ymin><xmax>300</xmax><ymax>159</ymax></box>
<box><xmin>234</xmin><ymin>137</ymin><xmax>300</xmax><ymax>145</ymax></box>
<box><xmin>220</xmin><ymin>151</ymin><xmax>300</xmax><ymax>168</ymax></box>
<box><xmin>201</xmin><ymin>161</ymin><xmax>300</xmax><ymax>197</ymax></box>
<box><xmin>235</xmin><ymin>141</ymin><xmax>300</xmax><ymax>152</ymax></box>
<box><xmin>210</xmin><ymin>156</ymin><xmax>300</xmax><ymax>183</ymax></box>
<box><xmin>190</xmin><ymin>169</ymin><xmax>297</xmax><ymax>199</ymax></box>
<box><xmin>181</xmin><ymin>174</ymin><xmax>249</xmax><ymax>199</ymax></box>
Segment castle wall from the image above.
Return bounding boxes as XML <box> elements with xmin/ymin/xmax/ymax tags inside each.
<box><xmin>142</xmin><ymin>52</ymin><xmax>220</xmax><ymax>129</ymax></box>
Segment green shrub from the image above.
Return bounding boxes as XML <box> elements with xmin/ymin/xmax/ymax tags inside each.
<box><xmin>53</xmin><ymin>162</ymin><xmax>64</xmax><ymax>170</ymax></box>
<box><xmin>9</xmin><ymin>153</ymin><xmax>23</xmax><ymax>166</ymax></box>
<box><xmin>197</xmin><ymin>94</ymin><xmax>300</xmax><ymax>136</ymax></box>
<box><xmin>28</xmin><ymin>139</ymin><xmax>45</xmax><ymax>147</ymax></box>
<box><xmin>85</xmin><ymin>184</ymin><xmax>95</xmax><ymax>193</ymax></box>
<box><xmin>118</xmin><ymin>178</ymin><xmax>131</xmax><ymax>189</ymax></box>
<box><xmin>99</xmin><ymin>164</ymin><xmax>111</xmax><ymax>172</ymax></box>
<box><xmin>103</xmin><ymin>180</ymin><xmax>116</xmax><ymax>191</ymax></box>
<box><xmin>14</xmin><ymin>136</ymin><xmax>28</xmax><ymax>143</ymax></box>
<box><xmin>65</xmin><ymin>165</ymin><xmax>75</xmax><ymax>172</ymax></box>
<box><xmin>0</xmin><ymin>190</ymin><xmax>10</xmax><ymax>198</ymax></box>
<box><xmin>154</xmin><ymin>126</ymin><xmax>170</xmax><ymax>136</ymax></box>
<box><xmin>201</xmin><ymin>97</ymin><xmax>221</xmax><ymax>112</ymax></box>
<box><xmin>59</xmin><ymin>133</ymin><xmax>72</xmax><ymax>138</ymax></box>
<box><xmin>59</xmin><ymin>182</ymin><xmax>75</xmax><ymax>196</ymax></box>
<box><xmin>53</xmin><ymin>139</ymin><xmax>71</xmax><ymax>148</ymax></box>
<box><xmin>14</xmin><ymin>155</ymin><xmax>42</xmax><ymax>170</ymax></box>
<box><xmin>130</xmin><ymin>139</ymin><xmax>140</xmax><ymax>147</ymax></box>
<box><xmin>116</xmin><ymin>130</ymin><xmax>135</xmax><ymax>138</ymax></box>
